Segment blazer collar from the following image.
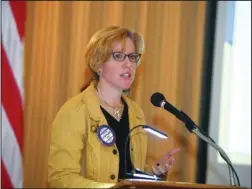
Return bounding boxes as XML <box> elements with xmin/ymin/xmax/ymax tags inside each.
<box><xmin>82</xmin><ymin>81</ymin><xmax>103</xmax><ymax>121</ymax></box>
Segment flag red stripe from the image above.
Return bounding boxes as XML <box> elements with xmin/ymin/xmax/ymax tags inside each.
<box><xmin>1</xmin><ymin>161</ymin><xmax>14</xmax><ymax>188</ymax></box>
<box><xmin>1</xmin><ymin>45</ymin><xmax>24</xmax><ymax>151</ymax></box>
<box><xmin>1</xmin><ymin>2</ymin><xmax>26</xmax><ymax>188</ymax></box>
<box><xmin>9</xmin><ymin>1</ymin><xmax>26</xmax><ymax>39</ymax></box>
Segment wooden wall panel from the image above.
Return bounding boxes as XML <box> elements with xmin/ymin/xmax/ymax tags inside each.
<box><xmin>23</xmin><ymin>1</ymin><xmax>206</xmax><ymax>187</ymax></box>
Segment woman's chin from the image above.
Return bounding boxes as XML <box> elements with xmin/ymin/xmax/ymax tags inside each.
<box><xmin>121</xmin><ymin>83</ymin><xmax>133</xmax><ymax>90</ymax></box>
<box><xmin>117</xmin><ymin>81</ymin><xmax>132</xmax><ymax>90</ymax></box>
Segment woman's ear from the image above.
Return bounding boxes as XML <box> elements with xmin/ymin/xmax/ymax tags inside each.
<box><xmin>97</xmin><ymin>69</ymin><xmax>103</xmax><ymax>76</ymax></box>
<box><xmin>93</xmin><ymin>63</ymin><xmax>102</xmax><ymax>76</ymax></box>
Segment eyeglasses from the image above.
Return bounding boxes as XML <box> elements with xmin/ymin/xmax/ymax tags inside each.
<box><xmin>112</xmin><ymin>52</ymin><xmax>141</xmax><ymax>63</ymax></box>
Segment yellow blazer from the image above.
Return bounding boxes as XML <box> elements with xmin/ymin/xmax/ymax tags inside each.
<box><xmin>48</xmin><ymin>82</ymin><xmax>148</xmax><ymax>188</ymax></box>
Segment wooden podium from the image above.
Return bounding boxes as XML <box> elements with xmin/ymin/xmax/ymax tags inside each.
<box><xmin>112</xmin><ymin>179</ymin><xmax>247</xmax><ymax>189</ymax></box>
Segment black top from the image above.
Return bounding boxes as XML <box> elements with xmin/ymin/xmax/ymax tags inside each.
<box><xmin>100</xmin><ymin>100</ymin><xmax>133</xmax><ymax>179</ymax></box>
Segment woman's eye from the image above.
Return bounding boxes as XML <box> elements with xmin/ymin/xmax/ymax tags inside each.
<box><xmin>115</xmin><ymin>54</ymin><xmax>122</xmax><ymax>58</ymax></box>
<box><xmin>114</xmin><ymin>53</ymin><xmax>125</xmax><ymax>60</ymax></box>
<box><xmin>129</xmin><ymin>55</ymin><xmax>136</xmax><ymax>60</ymax></box>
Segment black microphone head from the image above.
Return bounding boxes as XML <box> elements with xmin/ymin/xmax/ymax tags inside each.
<box><xmin>150</xmin><ymin>92</ymin><xmax>166</xmax><ymax>107</ymax></box>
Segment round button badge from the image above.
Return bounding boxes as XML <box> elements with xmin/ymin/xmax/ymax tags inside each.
<box><xmin>97</xmin><ymin>125</ymin><xmax>116</xmax><ymax>146</ymax></box>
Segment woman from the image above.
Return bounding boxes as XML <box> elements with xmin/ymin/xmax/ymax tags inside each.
<box><xmin>48</xmin><ymin>26</ymin><xmax>180</xmax><ymax>188</ymax></box>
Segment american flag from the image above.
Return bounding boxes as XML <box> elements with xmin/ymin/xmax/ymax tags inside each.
<box><xmin>1</xmin><ymin>1</ymin><xmax>26</xmax><ymax>188</ymax></box>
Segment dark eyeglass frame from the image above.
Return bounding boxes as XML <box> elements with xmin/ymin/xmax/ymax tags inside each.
<box><xmin>112</xmin><ymin>52</ymin><xmax>141</xmax><ymax>63</ymax></box>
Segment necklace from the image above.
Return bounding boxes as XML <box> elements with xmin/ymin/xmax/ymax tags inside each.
<box><xmin>96</xmin><ymin>87</ymin><xmax>124</xmax><ymax>121</ymax></box>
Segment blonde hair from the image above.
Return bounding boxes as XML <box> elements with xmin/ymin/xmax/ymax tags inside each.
<box><xmin>84</xmin><ymin>26</ymin><xmax>145</xmax><ymax>83</ymax></box>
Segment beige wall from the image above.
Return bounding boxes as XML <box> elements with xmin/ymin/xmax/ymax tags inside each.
<box><xmin>23</xmin><ymin>1</ymin><xmax>206</xmax><ymax>187</ymax></box>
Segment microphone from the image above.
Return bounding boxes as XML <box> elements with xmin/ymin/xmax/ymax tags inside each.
<box><xmin>150</xmin><ymin>92</ymin><xmax>241</xmax><ymax>186</ymax></box>
<box><xmin>150</xmin><ymin>92</ymin><xmax>196</xmax><ymax>132</ymax></box>
<box><xmin>123</xmin><ymin>125</ymin><xmax>168</xmax><ymax>181</ymax></box>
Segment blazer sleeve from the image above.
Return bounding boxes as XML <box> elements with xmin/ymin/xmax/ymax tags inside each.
<box><xmin>48</xmin><ymin>104</ymin><xmax>114</xmax><ymax>188</ymax></box>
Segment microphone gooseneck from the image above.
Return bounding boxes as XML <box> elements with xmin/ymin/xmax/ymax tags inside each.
<box><xmin>124</xmin><ymin>125</ymin><xmax>142</xmax><ymax>176</ymax></box>
<box><xmin>124</xmin><ymin>125</ymin><xmax>166</xmax><ymax>181</ymax></box>
<box><xmin>150</xmin><ymin>92</ymin><xmax>240</xmax><ymax>186</ymax></box>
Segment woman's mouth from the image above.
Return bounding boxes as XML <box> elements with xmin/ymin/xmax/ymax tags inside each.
<box><xmin>120</xmin><ymin>72</ymin><xmax>131</xmax><ymax>79</ymax></box>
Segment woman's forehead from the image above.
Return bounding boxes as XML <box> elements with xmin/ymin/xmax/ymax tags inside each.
<box><xmin>111</xmin><ymin>38</ymin><xmax>135</xmax><ymax>52</ymax></box>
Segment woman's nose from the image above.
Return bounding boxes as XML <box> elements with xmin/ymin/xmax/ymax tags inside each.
<box><xmin>124</xmin><ymin>57</ymin><xmax>134</xmax><ymax>68</ymax></box>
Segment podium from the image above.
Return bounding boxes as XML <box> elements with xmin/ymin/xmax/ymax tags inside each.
<box><xmin>112</xmin><ymin>179</ymin><xmax>247</xmax><ymax>189</ymax></box>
